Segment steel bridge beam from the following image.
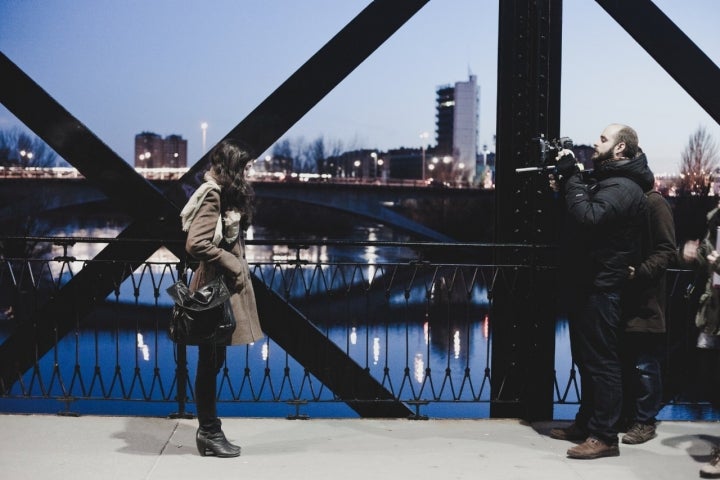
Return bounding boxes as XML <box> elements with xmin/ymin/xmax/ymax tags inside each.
<box><xmin>491</xmin><ymin>0</ymin><xmax>563</xmax><ymax>421</ymax></box>
<box><xmin>0</xmin><ymin>0</ymin><xmax>431</xmax><ymax>417</ymax></box>
<box><xmin>595</xmin><ymin>0</ymin><xmax>720</xmax><ymax>126</ymax></box>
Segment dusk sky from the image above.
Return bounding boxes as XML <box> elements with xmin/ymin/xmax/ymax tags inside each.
<box><xmin>1</xmin><ymin>0</ymin><xmax>718</xmax><ymax>175</ymax></box>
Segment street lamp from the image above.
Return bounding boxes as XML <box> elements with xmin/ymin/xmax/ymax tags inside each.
<box><xmin>371</xmin><ymin>152</ymin><xmax>378</xmax><ymax>180</ymax></box>
<box><xmin>19</xmin><ymin>149</ymin><xmax>33</xmax><ymax>167</ymax></box>
<box><xmin>419</xmin><ymin>132</ymin><xmax>429</xmax><ymax>181</ymax></box>
<box><xmin>201</xmin><ymin>122</ymin><xmax>208</xmax><ymax>154</ymax></box>
<box><xmin>139</xmin><ymin>152</ymin><xmax>153</xmax><ymax>169</ymax></box>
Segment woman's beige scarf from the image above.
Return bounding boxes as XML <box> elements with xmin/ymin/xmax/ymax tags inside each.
<box><xmin>180</xmin><ymin>173</ymin><xmax>241</xmax><ymax>245</ymax></box>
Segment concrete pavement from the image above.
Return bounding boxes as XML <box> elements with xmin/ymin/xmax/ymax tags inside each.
<box><xmin>0</xmin><ymin>414</ymin><xmax>718</xmax><ymax>480</ymax></box>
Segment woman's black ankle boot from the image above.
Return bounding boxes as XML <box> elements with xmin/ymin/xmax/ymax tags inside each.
<box><xmin>196</xmin><ymin>428</ymin><xmax>241</xmax><ymax>457</ymax></box>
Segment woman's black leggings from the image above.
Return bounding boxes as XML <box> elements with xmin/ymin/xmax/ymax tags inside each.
<box><xmin>195</xmin><ymin>344</ymin><xmax>227</xmax><ymax>432</ymax></box>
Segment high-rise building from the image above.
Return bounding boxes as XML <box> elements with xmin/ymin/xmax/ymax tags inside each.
<box><xmin>435</xmin><ymin>85</ymin><xmax>455</xmax><ymax>155</ymax></box>
<box><xmin>163</xmin><ymin>134</ymin><xmax>188</xmax><ymax>168</ymax></box>
<box><xmin>134</xmin><ymin>132</ymin><xmax>187</xmax><ymax>168</ymax></box>
<box><xmin>434</xmin><ymin>74</ymin><xmax>479</xmax><ymax>182</ymax></box>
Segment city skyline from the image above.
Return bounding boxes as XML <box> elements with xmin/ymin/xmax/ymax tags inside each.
<box><xmin>1</xmin><ymin>1</ymin><xmax>718</xmax><ymax>175</ymax></box>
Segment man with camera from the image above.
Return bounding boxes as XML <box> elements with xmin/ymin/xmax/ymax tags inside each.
<box><xmin>549</xmin><ymin>124</ymin><xmax>653</xmax><ymax>459</ymax></box>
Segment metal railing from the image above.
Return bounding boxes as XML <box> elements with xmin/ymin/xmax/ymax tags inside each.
<box><xmin>0</xmin><ymin>236</ymin><xmax>703</xmax><ymax>418</ymax></box>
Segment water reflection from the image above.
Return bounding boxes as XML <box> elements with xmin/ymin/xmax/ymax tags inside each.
<box><xmin>366</xmin><ymin>229</ymin><xmax>379</xmax><ymax>286</ymax></box>
<box><xmin>136</xmin><ymin>333</ymin><xmax>150</xmax><ymax>362</ymax></box>
<box><xmin>414</xmin><ymin>353</ymin><xmax>424</xmax><ymax>384</ymax></box>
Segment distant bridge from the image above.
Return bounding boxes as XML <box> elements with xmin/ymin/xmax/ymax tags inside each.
<box><xmin>0</xmin><ymin>178</ymin><xmax>495</xmax><ymax>242</ymax></box>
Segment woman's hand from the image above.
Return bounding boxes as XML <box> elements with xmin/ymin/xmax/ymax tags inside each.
<box><xmin>708</xmin><ymin>249</ymin><xmax>719</xmax><ymax>265</ymax></box>
<box><xmin>232</xmin><ymin>272</ymin><xmax>245</xmax><ymax>292</ymax></box>
<box><xmin>682</xmin><ymin>239</ymin><xmax>699</xmax><ymax>262</ymax></box>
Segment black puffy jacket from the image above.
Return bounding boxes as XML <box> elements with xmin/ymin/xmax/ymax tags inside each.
<box><xmin>562</xmin><ymin>156</ymin><xmax>651</xmax><ymax>291</ymax></box>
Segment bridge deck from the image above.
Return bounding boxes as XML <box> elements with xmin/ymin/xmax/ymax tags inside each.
<box><xmin>0</xmin><ymin>414</ymin><xmax>715</xmax><ymax>479</ymax></box>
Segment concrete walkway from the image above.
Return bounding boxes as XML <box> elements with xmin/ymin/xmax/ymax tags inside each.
<box><xmin>1</xmin><ymin>415</ymin><xmax>718</xmax><ymax>480</ymax></box>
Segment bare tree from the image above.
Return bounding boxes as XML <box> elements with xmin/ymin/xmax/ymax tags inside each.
<box><xmin>272</xmin><ymin>135</ymin><xmax>347</xmax><ymax>174</ymax></box>
<box><xmin>302</xmin><ymin>136</ymin><xmax>346</xmax><ymax>174</ymax></box>
<box><xmin>270</xmin><ymin>137</ymin><xmax>311</xmax><ymax>173</ymax></box>
<box><xmin>678</xmin><ymin>126</ymin><xmax>719</xmax><ymax>195</ymax></box>
<box><xmin>271</xmin><ymin>138</ymin><xmax>294</xmax><ymax>172</ymax></box>
<box><xmin>304</xmin><ymin>137</ymin><xmax>326</xmax><ymax>173</ymax></box>
<box><xmin>0</xmin><ymin>127</ymin><xmax>65</xmax><ymax>167</ymax></box>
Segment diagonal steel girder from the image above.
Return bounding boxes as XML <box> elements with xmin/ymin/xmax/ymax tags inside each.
<box><xmin>595</xmin><ymin>0</ymin><xmax>720</xmax><ymax>126</ymax></box>
<box><xmin>0</xmin><ymin>53</ymin><xmax>181</xmax><ymax>223</ymax></box>
<box><xmin>0</xmin><ymin>52</ymin><xmax>188</xmax><ymax>394</ymax></box>
<box><xmin>0</xmin><ymin>0</ymin><xmax>429</xmax><ymax>416</ymax></box>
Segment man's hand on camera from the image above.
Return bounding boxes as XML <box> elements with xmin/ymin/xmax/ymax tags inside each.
<box><xmin>555</xmin><ymin>149</ymin><xmax>580</xmax><ymax>179</ymax></box>
<box><xmin>548</xmin><ymin>174</ymin><xmax>559</xmax><ymax>192</ymax></box>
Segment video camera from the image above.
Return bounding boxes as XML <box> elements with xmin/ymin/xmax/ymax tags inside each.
<box><xmin>516</xmin><ymin>135</ymin><xmax>574</xmax><ymax>174</ymax></box>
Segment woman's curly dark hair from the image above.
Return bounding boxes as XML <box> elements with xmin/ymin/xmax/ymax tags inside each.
<box><xmin>207</xmin><ymin>138</ymin><xmax>255</xmax><ymax>230</ymax></box>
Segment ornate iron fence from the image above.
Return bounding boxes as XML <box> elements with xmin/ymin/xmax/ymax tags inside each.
<box><xmin>0</xmin><ymin>237</ymin><xmax>704</xmax><ymax>419</ymax></box>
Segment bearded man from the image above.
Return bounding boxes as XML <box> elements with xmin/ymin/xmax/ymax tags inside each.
<box><xmin>549</xmin><ymin>124</ymin><xmax>653</xmax><ymax>459</ymax></box>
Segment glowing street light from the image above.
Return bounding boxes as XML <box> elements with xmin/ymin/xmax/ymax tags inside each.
<box><xmin>19</xmin><ymin>150</ymin><xmax>33</xmax><ymax>167</ymax></box>
<box><xmin>371</xmin><ymin>152</ymin><xmax>378</xmax><ymax>179</ymax></box>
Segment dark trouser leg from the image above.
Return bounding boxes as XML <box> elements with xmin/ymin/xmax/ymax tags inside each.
<box><xmin>195</xmin><ymin>344</ymin><xmax>226</xmax><ymax>432</ymax></box>
<box><xmin>568</xmin><ymin>293</ymin><xmax>591</xmax><ymax>430</ymax></box>
<box><xmin>620</xmin><ymin>335</ymin><xmax>634</xmax><ymax>429</ymax></box>
<box><xmin>576</xmin><ymin>291</ymin><xmax>623</xmax><ymax>444</ymax></box>
<box><xmin>629</xmin><ymin>333</ymin><xmax>664</xmax><ymax>424</ymax></box>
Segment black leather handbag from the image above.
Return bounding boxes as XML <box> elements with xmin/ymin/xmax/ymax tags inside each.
<box><xmin>166</xmin><ymin>276</ymin><xmax>236</xmax><ymax>345</ymax></box>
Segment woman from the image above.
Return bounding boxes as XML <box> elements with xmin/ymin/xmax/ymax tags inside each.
<box><xmin>683</xmin><ymin>201</ymin><xmax>720</xmax><ymax>349</ymax></box>
<box><xmin>180</xmin><ymin>138</ymin><xmax>264</xmax><ymax>457</ymax></box>
<box><xmin>681</xmin><ymin>201</ymin><xmax>720</xmax><ymax>478</ymax></box>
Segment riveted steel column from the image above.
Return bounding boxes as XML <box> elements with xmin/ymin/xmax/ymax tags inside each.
<box><xmin>491</xmin><ymin>0</ymin><xmax>563</xmax><ymax>420</ymax></box>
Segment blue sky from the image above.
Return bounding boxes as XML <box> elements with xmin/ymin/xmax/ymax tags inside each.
<box><xmin>1</xmin><ymin>0</ymin><xmax>718</xmax><ymax>175</ymax></box>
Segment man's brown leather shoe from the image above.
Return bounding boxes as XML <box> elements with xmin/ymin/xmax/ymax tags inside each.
<box><xmin>566</xmin><ymin>437</ymin><xmax>619</xmax><ymax>459</ymax></box>
<box><xmin>549</xmin><ymin>423</ymin><xmax>587</xmax><ymax>441</ymax></box>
